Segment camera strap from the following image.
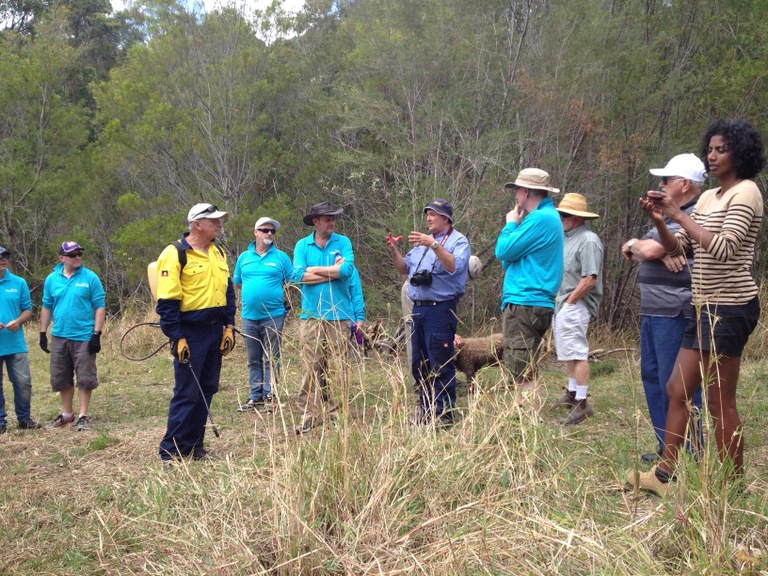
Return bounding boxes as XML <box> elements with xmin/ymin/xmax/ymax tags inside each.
<box><xmin>416</xmin><ymin>228</ymin><xmax>452</xmax><ymax>272</ymax></box>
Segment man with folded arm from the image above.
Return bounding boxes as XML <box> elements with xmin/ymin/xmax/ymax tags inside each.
<box><xmin>621</xmin><ymin>153</ymin><xmax>705</xmax><ymax>460</ymax></box>
<box><xmin>292</xmin><ymin>201</ymin><xmax>359</xmax><ymax>434</ymax></box>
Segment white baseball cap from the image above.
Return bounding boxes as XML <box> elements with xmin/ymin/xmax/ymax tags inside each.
<box><xmin>188</xmin><ymin>203</ymin><xmax>229</xmax><ymax>222</ymax></box>
<box><xmin>649</xmin><ymin>153</ymin><xmax>707</xmax><ymax>181</ymax></box>
<box><xmin>254</xmin><ymin>216</ymin><xmax>281</xmax><ymax>230</ymax></box>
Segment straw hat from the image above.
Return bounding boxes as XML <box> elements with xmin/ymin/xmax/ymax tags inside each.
<box><xmin>556</xmin><ymin>193</ymin><xmax>599</xmax><ymax>219</ymax></box>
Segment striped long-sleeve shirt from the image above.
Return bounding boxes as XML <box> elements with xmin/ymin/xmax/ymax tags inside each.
<box><xmin>670</xmin><ymin>179</ymin><xmax>763</xmax><ymax>306</ymax></box>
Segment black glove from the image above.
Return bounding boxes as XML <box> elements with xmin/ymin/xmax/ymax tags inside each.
<box><xmin>171</xmin><ymin>338</ymin><xmax>190</xmax><ymax>363</ymax></box>
<box><xmin>39</xmin><ymin>332</ymin><xmax>50</xmax><ymax>354</ymax></box>
<box><xmin>88</xmin><ymin>331</ymin><xmax>102</xmax><ymax>354</ymax></box>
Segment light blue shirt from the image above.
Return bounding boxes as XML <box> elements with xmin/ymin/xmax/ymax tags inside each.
<box><xmin>0</xmin><ymin>270</ymin><xmax>32</xmax><ymax>355</ymax></box>
<box><xmin>42</xmin><ymin>263</ymin><xmax>105</xmax><ymax>341</ymax></box>
<box><xmin>233</xmin><ymin>242</ymin><xmax>293</xmax><ymax>321</ymax></box>
<box><xmin>404</xmin><ymin>228</ymin><xmax>470</xmax><ymax>302</ymax></box>
<box><xmin>292</xmin><ymin>232</ymin><xmax>355</xmax><ymax>321</ymax></box>
<box><xmin>495</xmin><ymin>196</ymin><xmax>564</xmax><ymax>309</ymax></box>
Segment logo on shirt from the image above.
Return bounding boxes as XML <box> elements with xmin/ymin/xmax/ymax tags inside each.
<box><xmin>264</xmin><ymin>262</ymin><xmax>277</xmax><ymax>268</ymax></box>
<box><xmin>3</xmin><ymin>288</ymin><xmax>18</xmax><ymax>294</ymax></box>
<box><xmin>161</xmin><ymin>270</ymin><xmax>169</xmax><ymax>277</ymax></box>
<box><xmin>75</xmin><ymin>282</ymin><xmax>89</xmax><ymax>288</ymax></box>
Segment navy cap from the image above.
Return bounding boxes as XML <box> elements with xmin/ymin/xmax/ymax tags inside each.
<box><xmin>423</xmin><ymin>198</ymin><xmax>454</xmax><ymax>223</ymax></box>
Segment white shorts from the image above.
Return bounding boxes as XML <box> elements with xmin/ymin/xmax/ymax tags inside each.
<box><xmin>553</xmin><ymin>300</ymin><xmax>590</xmax><ymax>361</ymax></box>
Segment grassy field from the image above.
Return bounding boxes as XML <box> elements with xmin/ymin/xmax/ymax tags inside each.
<box><xmin>1</xmin><ymin>314</ymin><xmax>767</xmax><ymax>575</ymax></box>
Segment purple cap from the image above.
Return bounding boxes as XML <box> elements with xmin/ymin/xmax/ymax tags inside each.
<box><xmin>59</xmin><ymin>240</ymin><xmax>83</xmax><ymax>255</ymax></box>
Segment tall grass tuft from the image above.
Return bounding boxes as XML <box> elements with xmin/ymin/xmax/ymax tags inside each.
<box><xmin>1</xmin><ymin>323</ymin><xmax>766</xmax><ymax>574</ymax></box>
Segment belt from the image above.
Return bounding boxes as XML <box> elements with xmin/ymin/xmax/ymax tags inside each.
<box><xmin>413</xmin><ymin>300</ymin><xmax>439</xmax><ymax>307</ymax></box>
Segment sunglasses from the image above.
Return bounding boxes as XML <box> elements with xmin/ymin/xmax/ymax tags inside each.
<box><xmin>559</xmin><ymin>213</ymin><xmax>573</xmax><ymax>220</ymax></box>
<box><xmin>661</xmin><ymin>176</ymin><xmax>682</xmax><ymax>185</ymax></box>
<box><xmin>0</xmin><ymin>254</ymin><xmax>10</xmax><ymax>260</ymax></box>
<box><xmin>64</xmin><ymin>251</ymin><xmax>83</xmax><ymax>258</ymax></box>
<box><xmin>191</xmin><ymin>204</ymin><xmax>219</xmax><ymax>219</ymax></box>
<box><xmin>257</xmin><ymin>228</ymin><xmax>276</xmax><ymax>235</ymax></box>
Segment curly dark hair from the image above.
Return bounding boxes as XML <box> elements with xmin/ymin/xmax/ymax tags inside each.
<box><xmin>701</xmin><ymin>119</ymin><xmax>766</xmax><ymax>180</ymax></box>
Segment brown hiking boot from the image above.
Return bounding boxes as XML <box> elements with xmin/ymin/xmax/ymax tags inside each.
<box><xmin>552</xmin><ymin>389</ymin><xmax>576</xmax><ymax>409</ymax></box>
<box><xmin>560</xmin><ymin>399</ymin><xmax>593</xmax><ymax>425</ymax></box>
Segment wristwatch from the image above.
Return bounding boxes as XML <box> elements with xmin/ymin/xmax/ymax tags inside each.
<box><xmin>431</xmin><ymin>241</ymin><xmax>439</xmax><ymax>250</ymax></box>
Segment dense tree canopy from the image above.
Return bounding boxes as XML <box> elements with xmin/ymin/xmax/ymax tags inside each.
<box><xmin>1</xmin><ymin>0</ymin><xmax>767</xmax><ymax>327</ymax></box>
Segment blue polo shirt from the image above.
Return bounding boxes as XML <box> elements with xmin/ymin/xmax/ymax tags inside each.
<box><xmin>0</xmin><ymin>270</ymin><xmax>32</xmax><ymax>355</ymax></box>
<box><xmin>495</xmin><ymin>196</ymin><xmax>564</xmax><ymax>309</ymax></box>
<box><xmin>42</xmin><ymin>263</ymin><xmax>105</xmax><ymax>341</ymax></box>
<box><xmin>349</xmin><ymin>267</ymin><xmax>365</xmax><ymax>323</ymax></box>
<box><xmin>292</xmin><ymin>231</ymin><xmax>355</xmax><ymax>321</ymax></box>
<box><xmin>233</xmin><ymin>242</ymin><xmax>293</xmax><ymax>321</ymax></box>
<box><xmin>404</xmin><ymin>228</ymin><xmax>470</xmax><ymax>302</ymax></box>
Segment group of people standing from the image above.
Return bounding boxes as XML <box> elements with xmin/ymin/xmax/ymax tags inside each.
<box><xmin>0</xmin><ymin>240</ymin><xmax>105</xmax><ymax>435</ymax></box>
<box><xmin>388</xmin><ymin>117</ymin><xmax>764</xmax><ymax>497</ymax></box>
<box><xmin>1</xmin><ymin>119</ymin><xmax>762</xmax><ymax>493</ymax></box>
<box><xmin>153</xmin><ymin>201</ymin><xmax>367</xmax><ymax>461</ymax></box>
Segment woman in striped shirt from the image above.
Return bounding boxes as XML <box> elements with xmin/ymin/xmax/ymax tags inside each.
<box><xmin>629</xmin><ymin>120</ymin><xmax>764</xmax><ymax>495</ymax></box>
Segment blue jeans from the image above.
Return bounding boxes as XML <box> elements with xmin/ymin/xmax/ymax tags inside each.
<box><xmin>0</xmin><ymin>352</ymin><xmax>33</xmax><ymax>424</ymax></box>
<box><xmin>242</xmin><ymin>315</ymin><xmax>285</xmax><ymax>401</ymax></box>
<box><xmin>411</xmin><ymin>299</ymin><xmax>458</xmax><ymax>417</ymax></box>
<box><xmin>640</xmin><ymin>313</ymin><xmax>702</xmax><ymax>453</ymax></box>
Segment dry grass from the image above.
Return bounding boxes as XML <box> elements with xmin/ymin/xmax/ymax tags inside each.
<box><xmin>1</xmin><ymin>315</ymin><xmax>767</xmax><ymax>575</ymax></box>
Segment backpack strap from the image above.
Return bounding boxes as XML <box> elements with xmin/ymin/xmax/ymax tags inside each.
<box><xmin>172</xmin><ymin>240</ymin><xmax>187</xmax><ymax>270</ymax></box>
<box><xmin>172</xmin><ymin>240</ymin><xmax>224</xmax><ymax>274</ymax></box>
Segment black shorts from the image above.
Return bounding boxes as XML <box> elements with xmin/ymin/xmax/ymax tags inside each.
<box><xmin>681</xmin><ymin>296</ymin><xmax>760</xmax><ymax>357</ymax></box>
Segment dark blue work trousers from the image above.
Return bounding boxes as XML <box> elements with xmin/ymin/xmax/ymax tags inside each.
<box><xmin>159</xmin><ymin>322</ymin><xmax>222</xmax><ymax>460</ymax></box>
<box><xmin>411</xmin><ymin>299</ymin><xmax>458</xmax><ymax>417</ymax></box>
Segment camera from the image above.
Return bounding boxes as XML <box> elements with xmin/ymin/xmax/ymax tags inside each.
<box><xmin>410</xmin><ymin>269</ymin><xmax>433</xmax><ymax>287</ymax></box>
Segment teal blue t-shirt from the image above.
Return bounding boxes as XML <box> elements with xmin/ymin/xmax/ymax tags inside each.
<box><xmin>42</xmin><ymin>263</ymin><xmax>105</xmax><ymax>341</ymax></box>
<box><xmin>0</xmin><ymin>270</ymin><xmax>32</xmax><ymax>355</ymax></box>
<box><xmin>233</xmin><ymin>242</ymin><xmax>293</xmax><ymax>321</ymax></box>
<box><xmin>292</xmin><ymin>232</ymin><xmax>355</xmax><ymax>321</ymax></box>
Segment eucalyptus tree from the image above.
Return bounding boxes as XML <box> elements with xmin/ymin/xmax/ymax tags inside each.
<box><xmin>0</xmin><ymin>11</ymin><xmax>90</xmax><ymax>279</ymax></box>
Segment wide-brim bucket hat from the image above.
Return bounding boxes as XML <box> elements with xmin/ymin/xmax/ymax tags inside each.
<box><xmin>504</xmin><ymin>168</ymin><xmax>560</xmax><ymax>194</ymax></box>
<box><xmin>303</xmin><ymin>201</ymin><xmax>344</xmax><ymax>226</ymax></box>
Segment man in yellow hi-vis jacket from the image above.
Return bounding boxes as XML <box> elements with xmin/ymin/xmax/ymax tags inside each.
<box><xmin>155</xmin><ymin>203</ymin><xmax>236</xmax><ymax>462</ymax></box>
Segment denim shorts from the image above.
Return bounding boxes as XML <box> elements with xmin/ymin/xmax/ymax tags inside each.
<box><xmin>681</xmin><ymin>296</ymin><xmax>760</xmax><ymax>357</ymax></box>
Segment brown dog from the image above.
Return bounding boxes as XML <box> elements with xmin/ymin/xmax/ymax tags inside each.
<box><xmin>454</xmin><ymin>333</ymin><xmax>503</xmax><ymax>389</ymax></box>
